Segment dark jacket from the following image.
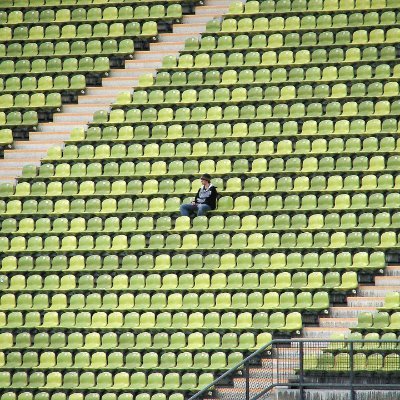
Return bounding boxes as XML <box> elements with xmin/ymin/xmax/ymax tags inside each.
<box><xmin>194</xmin><ymin>185</ymin><xmax>218</xmax><ymax>210</ymax></box>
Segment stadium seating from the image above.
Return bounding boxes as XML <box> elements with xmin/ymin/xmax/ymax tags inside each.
<box><xmin>0</xmin><ymin>0</ymin><xmax>400</xmax><ymax>397</ymax></box>
<box><xmin>352</xmin><ymin>292</ymin><xmax>400</xmax><ymax>332</ymax></box>
<box><xmin>304</xmin><ymin>290</ymin><xmax>400</xmax><ymax>374</ymax></box>
<box><xmin>0</xmin><ymin>0</ymin><xmax>185</xmax><ymax>145</ymax></box>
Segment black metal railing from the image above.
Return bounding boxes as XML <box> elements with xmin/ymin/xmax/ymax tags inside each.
<box><xmin>188</xmin><ymin>339</ymin><xmax>400</xmax><ymax>400</ymax></box>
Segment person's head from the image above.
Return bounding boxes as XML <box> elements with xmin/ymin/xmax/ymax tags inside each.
<box><xmin>200</xmin><ymin>174</ymin><xmax>212</xmax><ymax>187</ymax></box>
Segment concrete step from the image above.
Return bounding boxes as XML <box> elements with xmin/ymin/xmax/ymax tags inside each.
<box><xmin>0</xmin><ymin>158</ymin><xmax>41</xmax><ymax>168</ymax></box>
<box><xmin>347</xmin><ymin>297</ymin><xmax>385</xmax><ymax>307</ymax></box>
<box><xmin>0</xmin><ymin>167</ymin><xmax>21</xmax><ymax>177</ymax></box>
<box><xmin>247</xmin><ymin>368</ymin><xmax>280</xmax><ymax>379</ymax></box>
<box><xmin>172</xmin><ymin>22</ymin><xmax>207</xmax><ymax>34</ymax></box>
<box><xmin>158</xmin><ymin>32</ymin><xmax>200</xmax><ymax>42</ymax></box>
<box><xmin>182</xmin><ymin>13</ymin><xmax>223</xmax><ymax>23</ymax></box>
<box><xmin>124</xmin><ymin>59</ymin><xmax>162</xmax><ymax>69</ymax></box>
<box><xmin>149</xmin><ymin>41</ymin><xmax>184</xmax><ymax>52</ymax></box>
<box><xmin>319</xmin><ymin>317</ymin><xmax>358</xmax><ymax>328</ymax></box>
<box><xmin>302</xmin><ymin>327</ymin><xmax>350</xmax><ymax>338</ymax></box>
<box><xmin>214</xmin><ymin>388</ymin><xmax>267</xmax><ymax>400</ymax></box>
<box><xmin>375</xmin><ymin>276</ymin><xmax>400</xmax><ymax>286</ymax></box>
<box><xmin>0</xmin><ymin>176</ymin><xmax>17</xmax><ymax>183</ymax></box>
<box><xmin>4</xmin><ymin>149</ymin><xmax>48</xmax><ymax>160</ymax></box>
<box><xmin>358</xmin><ymin>285</ymin><xmax>400</xmax><ymax>296</ymax></box>
<box><xmin>39</xmin><ymin>122</ymin><xmax>87</xmax><ymax>132</ymax></box>
<box><xmin>13</xmin><ymin>140</ymin><xmax>62</xmax><ymax>150</ymax></box>
<box><xmin>85</xmin><ymin>86</ymin><xmax>133</xmax><ymax>96</ymax></box>
<box><xmin>101</xmin><ymin>77</ymin><xmax>138</xmax><ymax>87</ymax></box>
<box><xmin>134</xmin><ymin>50</ymin><xmax>176</xmax><ymax>60</ymax></box>
<box><xmin>29</xmin><ymin>131</ymin><xmax>71</xmax><ymax>141</ymax></box>
<box><xmin>206</xmin><ymin>0</ymin><xmax>235</xmax><ymax>5</ymax></box>
<box><xmin>386</xmin><ymin>265</ymin><xmax>400</xmax><ymax>276</ymax></box>
<box><xmin>233</xmin><ymin>378</ymin><xmax>279</xmax><ymax>389</ymax></box>
<box><xmin>110</xmin><ymin>68</ymin><xmax>155</xmax><ymax>78</ymax></box>
<box><xmin>194</xmin><ymin>5</ymin><xmax>228</xmax><ymax>14</ymax></box>
<box><xmin>78</xmin><ymin>95</ymin><xmax>116</xmax><ymax>105</ymax></box>
<box><xmin>53</xmin><ymin>113</ymin><xmax>93</xmax><ymax>123</ymax></box>
<box><xmin>329</xmin><ymin>306</ymin><xmax>377</xmax><ymax>318</ymax></box>
<box><xmin>62</xmin><ymin>104</ymin><xmax>109</xmax><ymax>114</ymax></box>
<box><xmin>270</xmin><ymin>349</ymin><xmax>324</xmax><ymax>359</ymax></box>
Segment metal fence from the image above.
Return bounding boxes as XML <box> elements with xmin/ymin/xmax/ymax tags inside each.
<box><xmin>188</xmin><ymin>339</ymin><xmax>400</xmax><ymax>400</ymax></box>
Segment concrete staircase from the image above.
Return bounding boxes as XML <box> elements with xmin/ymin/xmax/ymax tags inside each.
<box><xmin>0</xmin><ymin>0</ymin><xmax>232</xmax><ymax>183</ymax></box>
<box><xmin>211</xmin><ymin>355</ymin><xmax>297</xmax><ymax>400</ymax></box>
<box><xmin>302</xmin><ymin>266</ymin><xmax>399</xmax><ymax>340</ymax></box>
<box><xmin>208</xmin><ymin>266</ymin><xmax>400</xmax><ymax>400</ymax></box>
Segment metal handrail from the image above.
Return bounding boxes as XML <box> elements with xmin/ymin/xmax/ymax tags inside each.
<box><xmin>188</xmin><ymin>338</ymin><xmax>275</xmax><ymax>400</ymax></box>
<box><xmin>187</xmin><ymin>338</ymin><xmax>400</xmax><ymax>400</ymax></box>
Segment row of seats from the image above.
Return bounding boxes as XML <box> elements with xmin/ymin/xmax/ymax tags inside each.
<box><xmin>0</xmin><ymin>0</ymin><xmax>390</xmax><ymax>11</ymax></box>
<box><xmin>46</xmin><ymin>131</ymin><xmax>400</xmax><ymax>152</ymax></box>
<box><xmin>0</xmin><ymin>75</ymin><xmax>86</xmax><ymax>93</ymax></box>
<box><xmin>1</xmin><ymin>21</ymin><xmax>157</xmax><ymax>42</ymax></box>
<box><xmin>0</xmin><ymin>251</ymin><xmax>384</xmax><ymax>273</ymax></box>
<box><xmin>0</xmin><ymin>0</ymin><xmax>188</xmax><ymax>8</ymax></box>
<box><xmin>116</xmin><ymin>82</ymin><xmax>400</xmax><ymax>106</ymax></box>
<box><xmin>68</xmin><ymin>118</ymin><xmax>400</xmax><ymax>142</ymax></box>
<box><xmin>1</xmin><ymin>211</ymin><xmax>398</xmax><ymax>234</ymax></box>
<box><xmin>0</xmin><ymin>93</ymin><xmax>61</xmax><ymax>110</ymax></box>
<box><xmin>63</xmin><ymin>120</ymin><xmax>399</xmax><ymax>145</ymax></box>
<box><xmin>207</xmin><ymin>12</ymin><xmax>400</xmax><ymax>33</ymax></box>
<box><xmin>15</xmin><ymin>175</ymin><xmax>399</xmax><ymax>196</ymax></box>
<box><xmin>0</xmin><ymin>291</ymin><xmax>330</xmax><ymax>311</ymax></box>
<box><xmin>0</xmin><ymin>5</ymin><xmax>182</xmax><ymax>24</ymax></box>
<box><xmin>8</xmin><ymin>193</ymin><xmax>400</xmax><ymax>214</ymax></box>
<box><xmin>0</xmin><ymin>57</ymin><xmax>110</xmax><ymax>77</ymax></box>
<box><xmin>0</xmin><ymin>111</ymin><xmax>38</xmax><ymax>127</ymax></box>
<box><xmin>146</xmin><ymin>64</ymin><xmax>399</xmax><ymax>88</ymax></box>
<box><xmin>0</xmin><ymin>370</ymin><xmax>214</xmax><ymax>391</ymax></box>
<box><xmin>12</xmin><ymin>173</ymin><xmax>400</xmax><ymax>194</ymax></box>
<box><xmin>0</xmin><ymin>350</ymin><xmax>242</xmax><ymax>370</ymax></box>
<box><xmin>227</xmin><ymin>0</ymin><xmax>394</xmax><ymax>14</ymax></box>
<box><xmin>25</xmin><ymin>154</ymin><xmax>400</xmax><ymax>177</ymax></box>
<box><xmin>1</xmin><ymin>393</ymin><xmax>183</xmax><ymax>400</ymax></box>
<box><xmin>11</xmin><ymin>211</ymin><xmax>400</xmax><ymax>234</ymax></box>
<box><xmin>0</xmin><ymin>40</ymin><xmax>135</xmax><ymax>59</ymax></box>
<box><xmin>0</xmin><ymin>230</ymin><xmax>397</xmax><ymax>250</ymax></box>
<box><xmin>151</xmin><ymin>63</ymin><xmax>399</xmax><ymax>90</ymax></box>
<box><xmin>48</xmin><ymin>134</ymin><xmax>400</xmax><ymax>156</ymax></box>
<box><xmin>379</xmin><ymin>292</ymin><xmax>400</xmax><ymax>310</ymax></box>
<box><xmin>89</xmin><ymin>101</ymin><xmax>400</xmax><ymax>125</ymax></box>
<box><xmin>329</xmin><ymin>331</ymin><xmax>400</xmax><ymax>349</ymax></box>
<box><xmin>357</xmin><ymin>312</ymin><xmax>400</xmax><ymax>331</ymax></box>
<box><xmin>0</xmin><ymin>271</ymin><xmax>356</xmax><ymax>290</ymax></box>
<box><xmin>0</xmin><ymin>310</ymin><xmax>303</xmax><ymax>330</ymax></box>
<box><xmin>179</xmin><ymin>31</ymin><xmax>399</xmax><ymax>54</ymax></box>
<box><xmin>14</xmin><ymin>156</ymin><xmax>400</xmax><ymax>179</ymax></box>
<box><xmin>23</xmin><ymin>163</ymin><xmax>399</xmax><ymax>184</ymax></box>
<box><xmin>156</xmin><ymin>46</ymin><xmax>396</xmax><ymax>72</ymax></box>
<box><xmin>304</xmin><ymin>352</ymin><xmax>400</xmax><ymax>371</ymax></box>
<box><xmin>0</xmin><ymin>196</ymin><xmax>183</xmax><ymax>214</ymax></box>
<box><xmin>0</xmin><ymin>330</ymin><xmax>272</xmax><ymax>351</ymax></box>
<box><xmin>42</xmin><ymin>144</ymin><xmax>400</xmax><ymax>163</ymax></box>
<box><xmin>0</xmin><ymin>0</ymin><xmax>188</xmax><ymax>7</ymax></box>
<box><xmin>0</xmin><ymin>129</ymin><xmax>12</xmax><ymax>146</ymax></box>
<box><xmin>3</xmin><ymin>192</ymin><xmax>400</xmax><ymax>215</ymax></box>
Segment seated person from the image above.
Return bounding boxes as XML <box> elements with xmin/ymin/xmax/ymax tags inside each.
<box><xmin>180</xmin><ymin>174</ymin><xmax>218</xmax><ymax>217</ymax></box>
